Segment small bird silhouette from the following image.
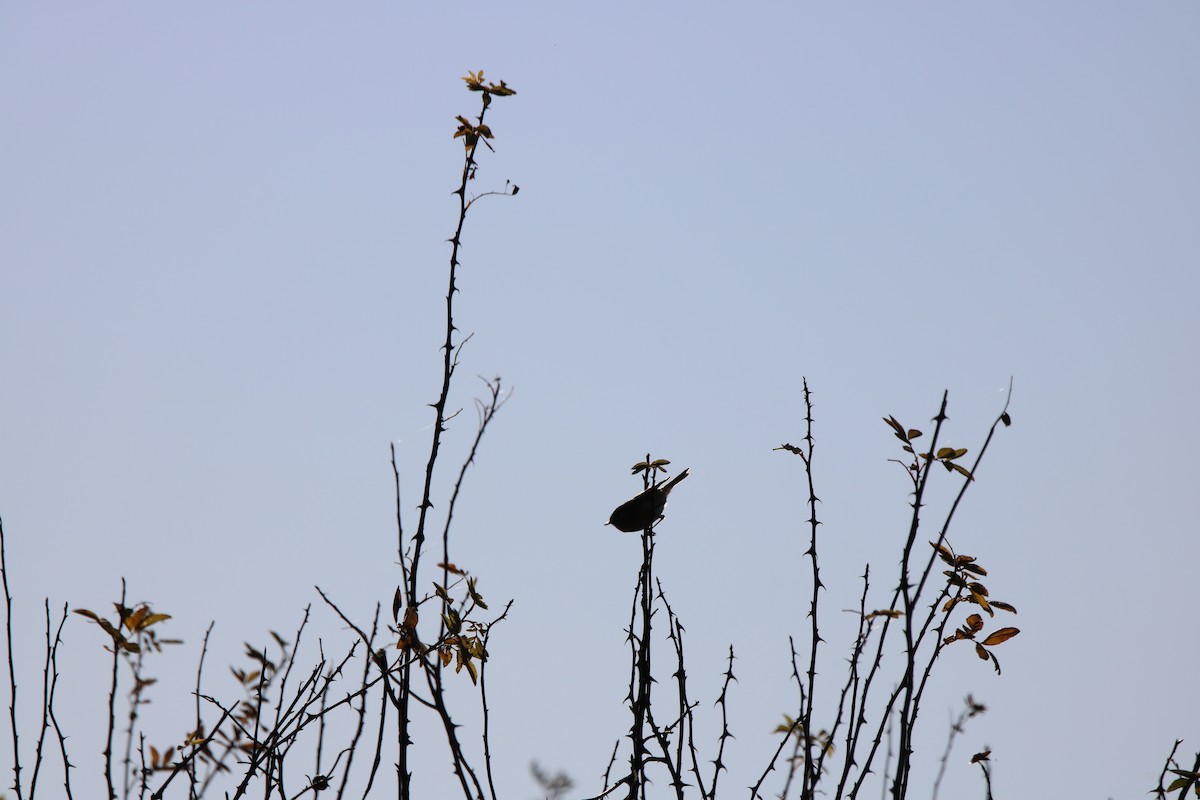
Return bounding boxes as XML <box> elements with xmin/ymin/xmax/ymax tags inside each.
<box><xmin>606</xmin><ymin>468</ymin><xmax>690</xmax><ymax>532</ymax></box>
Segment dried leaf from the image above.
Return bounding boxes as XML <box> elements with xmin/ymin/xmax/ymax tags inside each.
<box><xmin>981</xmin><ymin>627</ymin><xmax>1020</xmax><ymax>646</ymax></box>
<box><xmin>970</xmin><ymin>591</ymin><xmax>993</xmax><ymax>615</ymax></box>
<box><xmin>930</xmin><ymin>541</ymin><xmax>955</xmax><ymax>564</ymax></box>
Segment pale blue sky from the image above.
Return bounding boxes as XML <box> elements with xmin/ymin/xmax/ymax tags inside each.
<box><xmin>3</xmin><ymin>4</ymin><xmax>1198</xmax><ymax>799</ymax></box>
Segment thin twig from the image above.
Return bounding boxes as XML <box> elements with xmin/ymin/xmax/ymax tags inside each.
<box><xmin>104</xmin><ymin>580</ymin><xmax>128</xmax><ymax>800</ymax></box>
<box><xmin>335</xmin><ymin>604</ymin><xmax>379</xmax><ymax>800</ymax></box>
<box><xmin>480</xmin><ymin>601</ymin><xmax>514</xmax><ymax>800</ymax></box>
<box><xmin>797</xmin><ymin>378</ymin><xmax>823</xmax><ymax>800</ymax></box>
<box><xmin>2</xmin><ymin>516</ymin><xmax>27</xmax><ymax>800</ymax></box>
<box><xmin>149</xmin><ymin>700</ymin><xmax>237</xmax><ymax>800</ymax></box>
<box><xmin>46</xmin><ymin>603</ymin><xmax>73</xmax><ymax>800</ymax></box>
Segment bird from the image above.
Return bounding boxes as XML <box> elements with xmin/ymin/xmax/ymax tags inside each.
<box><xmin>606</xmin><ymin>468</ymin><xmax>690</xmax><ymax>532</ymax></box>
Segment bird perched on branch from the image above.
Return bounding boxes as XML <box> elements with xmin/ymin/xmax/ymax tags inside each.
<box><xmin>606</xmin><ymin>468</ymin><xmax>690</xmax><ymax>532</ymax></box>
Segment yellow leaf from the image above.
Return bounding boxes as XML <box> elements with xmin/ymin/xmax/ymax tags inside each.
<box><xmin>126</xmin><ymin>606</ymin><xmax>150</xmax><ymax>631</ymax></box>
<box><xmin>970</xmin><ymin>591</ymin><xmax>993</xmax><ymax>615</ymax></box>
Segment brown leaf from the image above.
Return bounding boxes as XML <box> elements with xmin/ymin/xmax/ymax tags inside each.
<box><xmin>930</xmin><ymin>541</ymin><xmax>955</xmax><ymax>564</ymax></box>
<box><xmin>970</xmin><ymin>591</ymin><xmax>993</xmax><ymax>615</ymax></box>
<box><xmin>97</xmin><ymin>619</ymin><xmax>125</xmax><ymax>644</ymax></box>
<box><xmin>981</xmin><ymin>627</ymin><xmax>1020</xmax><ymax>646</ymax></box>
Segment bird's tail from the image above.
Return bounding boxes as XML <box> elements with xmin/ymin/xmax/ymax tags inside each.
<box><xmin>658</xmin><ymin>467</ymin><xmax>690</xmax><ymax>494</ymax></box>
